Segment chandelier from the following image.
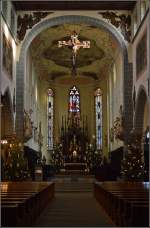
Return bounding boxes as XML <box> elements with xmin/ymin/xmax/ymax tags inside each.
<box><xmin>58</xmin><ymin>31</ymin><xmax>90</xmax><ymax>76</ymax></box>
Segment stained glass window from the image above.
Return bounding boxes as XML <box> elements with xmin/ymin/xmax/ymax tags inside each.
<box><xmin>69</xmin><ymin>86</ymin><xmax>80</xmax><ymax>113</ymax></box>
<box><xmin>47</xmin><ymin>89</ymin><xmax>54</xmax><ymax>150</ymax></box>
<box><xmin>95</xmin><ymin>88</ymin><xmax>102</xmax><ymax>149</ymax></box>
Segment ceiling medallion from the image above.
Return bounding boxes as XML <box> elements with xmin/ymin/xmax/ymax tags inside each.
<box><xmin>58</xmin><ymin>31</ymin><xmax>90</xmax><ymax>76</ymax></box>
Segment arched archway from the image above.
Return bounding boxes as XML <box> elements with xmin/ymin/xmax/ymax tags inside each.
<box><xmin>1</xmin><ymin>88</ymin><xmax>14</xmax><ymax>138</ymax></box>
<box><xmin>134</xmin><ymin>86</ymin><xmax>149</xmax><ymax>135</ymax></box>
<box><xmin>16</xmin><ymin>15</ymin><xmax>133</xmax><ymax>142</ymax></box>
<box><xmin>134</xmin><ymin>86</ymin><xmax>149</xmax><ymax>181</ymax></box>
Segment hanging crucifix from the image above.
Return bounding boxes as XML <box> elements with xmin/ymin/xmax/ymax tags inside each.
<box><xmin>58</xmin><ymin>31</ymin><xmax>90</xmax><ymax>76</ymax></box>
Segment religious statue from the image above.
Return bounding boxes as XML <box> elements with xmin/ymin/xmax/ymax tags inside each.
<box><xmin>38</xmin><ymin>121</ymin><xmax>43</xmax><ymax>149</ymax></box>
<box><xmin>34</xmin><ymin>127</ymin><xmax>38</xmax><ymax>142</ymax></box>
<box><xmin>24</xmin><ymin>110</ymin><xmax>33</xmax><ymax>142</ymax></box>
<box><xmin>113</xmin><ymin>105</ymin><xmax>124</xmax><ymax>141</ymax></box>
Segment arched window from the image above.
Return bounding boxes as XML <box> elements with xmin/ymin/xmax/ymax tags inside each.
<box><xmin>69</xmin><ymin>86</ymin><xmax>80</xmax><ymax>113</ymax></box>
<box><xmin>47</xmin><ymin>89</ymin><xmax>54</xmax><ymax>150</ymax></box>
<box><xmin>95</xmin><ymin>88</ymin><xmax>102</xmax><ymax>149</ymax></box>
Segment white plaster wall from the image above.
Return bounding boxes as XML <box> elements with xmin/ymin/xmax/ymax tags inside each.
<box><xmin>132</xmin><ymin>13</ymin><xmax>149</xmax><ymax>98</ymax></box>
<box><xmin>131</xmin><ymin>0</ymin><xmax>149</xmax><ymax>38</ymax></box>
<box><xmin>24</xmin><ymin>50</ymin><xmax>41</xmax><ymax>152</ymax></box>
<box><xmin>108</xmin><ymin>50</ymin><xmax>124</xmax><ymax>151</ymax></box>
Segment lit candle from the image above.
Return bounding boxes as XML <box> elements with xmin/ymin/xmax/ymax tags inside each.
<box><xmin>73</xmin><ymin>150</ymin><xmax>77</xmax><ymax>157</ymax></box>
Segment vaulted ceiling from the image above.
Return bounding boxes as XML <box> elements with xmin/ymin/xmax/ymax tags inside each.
<box><xmin>30</xmin><ymin>23</ymin><xmax>119</xmax><ymax>82</ymax></box>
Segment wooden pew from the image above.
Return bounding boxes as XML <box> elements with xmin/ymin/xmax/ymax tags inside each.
<box><xmin>1</xmin><ymin>204</ymin><xmax>21</xmax><ymax>227</ymax></box>
<box><xmin>94</xmin><ymin>181</ymin><xmax>149</xmax><ymax>227</ymax></box>
<box><xmin>1</xmin><ymin>181</ymin><xmax>55</xmax><ymax>226</ymax></box>
<box><xmin>120</xmin><ymin>199</ymin><xmax>149</xmax><ymax>226</ymax></box>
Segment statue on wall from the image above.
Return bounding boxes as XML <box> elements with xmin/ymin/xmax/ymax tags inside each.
<box><xmin>24</xmin><ymin>110</ymin><xmax>33</xmax><ymax>142</ymax></box>
<box><xmin>113</xmin><ymin>105</ymin><xmax>124</xmax><ymax>141</ymax></box>
<box><xmin>38</xmin><ymin>121</ymin><xmax>43</xmax><ymax>149</ymax></box>
<box><xmin>33</xmin><ymin>127</ymin><xmax>38</xmax><ymax>142</ymax></box>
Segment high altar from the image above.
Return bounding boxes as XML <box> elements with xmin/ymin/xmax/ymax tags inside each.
<box><xmin>60</xmin><ymin>112</ymin><xmax>89</xmax><ymax>164</ymax></box>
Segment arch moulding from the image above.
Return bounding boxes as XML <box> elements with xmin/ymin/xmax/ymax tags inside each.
<box><xmin>16</xmin><ymin>15</ymin><xmax>133</xmax><ymax>143</ymax></box>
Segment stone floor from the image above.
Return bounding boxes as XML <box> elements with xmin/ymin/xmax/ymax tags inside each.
<box><xmin>34</xmin><ymin>192</ymin><xmax>114</xmax><ymax>227</ymax></box>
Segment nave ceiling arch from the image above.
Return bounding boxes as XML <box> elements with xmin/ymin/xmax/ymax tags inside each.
<box><xmin>16</xmin><ymin>15</ymin><xmax>132</xmax><ymax>142</ymax></box>
<box><xmin>29</xmin><ymin>23</ymin><xmax>118</xmax><ymax>83</ymax></box>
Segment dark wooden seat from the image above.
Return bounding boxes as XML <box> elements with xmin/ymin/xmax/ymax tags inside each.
<box><xmin>1</xmin><ymin>181</ymin><xmax>55</xmax><ymax>226</ymax></box>
<box><xmin>1</xmin><ymin>204</ymin><xmax>21</xmax><ymax>227</ymax></box>
<box><xmin>94</xmin><ymin>181</ymin><xmax>149</xmax><ymax>227</ymax></box>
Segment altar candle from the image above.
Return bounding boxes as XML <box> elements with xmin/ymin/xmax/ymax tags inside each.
<box><xmin>73</xmin><ymin>150</ymin><xmax>77</xmax><ymax>157</ymax></box>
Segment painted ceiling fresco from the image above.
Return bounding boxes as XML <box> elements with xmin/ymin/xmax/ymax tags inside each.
<box><xmin>30</xmin><ymin>24</ymin><xmax>119</xmax><ymax>82</ymax></box>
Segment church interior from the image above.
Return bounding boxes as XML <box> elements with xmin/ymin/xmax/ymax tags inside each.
<box><xmin>0</xmin><ymin>0</ymin><xmax>149</xmax><ymax>227</ymax></box>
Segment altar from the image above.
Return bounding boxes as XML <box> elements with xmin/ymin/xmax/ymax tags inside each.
<box><xmin>64</xmin><ymin>162</ymin><xmax>87</xmax><ymax>170</ymax></box>
<box><xmin>60</xmin><ymin>112</ymin><xmax>89</xmax><ymax>164</ymax></box>
<box><xmin>63</xmin><ymin>162</ymin><xmax>88</xmax><ymax>175</ymax></box>
<box><xmin>53</xmin><ymin>87</ymin><xmax>91</xmax><ymax>173</ymax></box>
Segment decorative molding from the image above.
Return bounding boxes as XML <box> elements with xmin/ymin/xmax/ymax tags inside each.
<box><xmin>17</xmin><ymin>12</ymin><xmax>53</xmax><ymax>41</ymax></box>
<box><xmin>98</xmin><ymin>11</ymin><xmax>131</xmax><ymax>42</ymax></box>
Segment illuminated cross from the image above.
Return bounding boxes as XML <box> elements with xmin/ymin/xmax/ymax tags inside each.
<box><xmin>58</xmin><ymin>31</ymin><xmax>90</xmax><ymax>76</ymax></box>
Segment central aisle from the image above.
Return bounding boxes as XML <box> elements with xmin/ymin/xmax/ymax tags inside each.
<box><xmin>34</xmin><ymin>192</ymin><xmax>114</xmax><ymax>227</ymax></box>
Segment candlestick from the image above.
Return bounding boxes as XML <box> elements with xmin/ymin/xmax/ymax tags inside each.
<box><xmin>62</xmin><ymin>116</ymin><xmax>64</xmax><ymax>126</ymax></box>
<box><xmin>64</xmin><ymin>115</ymin><xmax>66</xmax><ymax>126</ymax></box>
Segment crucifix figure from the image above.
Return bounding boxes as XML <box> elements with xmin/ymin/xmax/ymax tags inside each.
<box><xmin>58</xmin><ymin>31</ymin><xmax>90</xmax><ymax>76</ymax></box>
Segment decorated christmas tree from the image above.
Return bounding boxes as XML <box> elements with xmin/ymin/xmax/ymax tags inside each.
<box><xmin>5</xmin><ymin>137</ymin><xmax>29</xmax><ymax>181</ymax></box>
<box><xmin>51</xmin><ymin>143</ymin><xmax>64</xmax><ymax>172</ymax></box>
<box><xmin>86</xmin><ymin>144</ymin><xmax>102</xmax><ymax>173</ymax></box>
<box><xmin>121</xmin><ymin>129</ymin><xmax>144</xmax><ymax>181</ymax></box>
